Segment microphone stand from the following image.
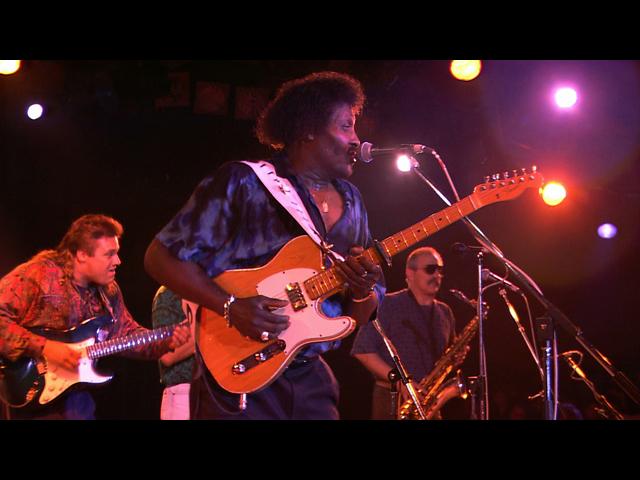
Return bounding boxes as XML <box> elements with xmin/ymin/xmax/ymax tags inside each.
<box><xmin>475</xmin><ymin>250</ymin><xmax>489</xmax><ymax>419</ymax></box>
<box><xmin>411</xmin><ymin>159</ymin><xmax>499</xmax><ymax>419</ymax></box>
<box><xmin>410</xmin><ymin>155</ymin><xmax>640</xmax><ymax>416</ymax></box>
<box><xmin>370</xmin><ymin>317</ymin><xmax>427</xmax><ymax>420</ymax></box>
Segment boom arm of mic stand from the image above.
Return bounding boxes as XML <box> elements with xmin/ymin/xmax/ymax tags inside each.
<box><xmin>370</xmin><ymin>318</ymin><xmax>427</xmax><ymax>420</ymax></box>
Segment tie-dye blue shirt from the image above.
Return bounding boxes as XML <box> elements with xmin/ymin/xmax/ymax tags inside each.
<box><xmin>155</xmin><ymin>153</ymin><xmax>385</xmax><ymax>359</ymax></box>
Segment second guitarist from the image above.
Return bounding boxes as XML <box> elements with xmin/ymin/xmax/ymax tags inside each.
<box><xmin>0</xmin><ymin>214</ymin><xmax>191</xmax><ymax>419</ymax></box>
<box><xmin>144</xmin><ymin>71</ymin><xmax>385</xmax><ymax>420</ymax></box>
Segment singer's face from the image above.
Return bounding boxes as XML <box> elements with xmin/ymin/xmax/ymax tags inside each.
<box><xmin>406</xmin><ymin>252</ymin><xmax>444</xmax><ymax>298</ymax></box>
<box><xmin>310</xmin><ymin>103</ymin><xmax>360</xmax><ymax>179</ymax></box>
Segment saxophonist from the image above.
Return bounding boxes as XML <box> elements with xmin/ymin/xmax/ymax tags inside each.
<box><xmin>351</xmin><ymin>246</ymin><xmax>465</xmax><ymax>420</ymax></box>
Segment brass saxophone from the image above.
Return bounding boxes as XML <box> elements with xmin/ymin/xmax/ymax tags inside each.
<box><xmin>398</xmin><ymin>315</ymin><xmax>478</xmax><ymax>420</ymax></box>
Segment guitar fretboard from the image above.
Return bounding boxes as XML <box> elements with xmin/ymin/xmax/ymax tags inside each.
<box><xmin>303</xmin><ymin>195</ymin><xmax>479</xmax><ymax>300</ymax></box>
<box><xmin>86</xmin><ymin>325</ymin><xmax>175</xmax><ymax>359</ymax></box>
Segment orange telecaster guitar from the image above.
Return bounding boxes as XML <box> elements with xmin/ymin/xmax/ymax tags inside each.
<box><xmin>197</xmin><ymin>168</ymin><xmax>544</xmax><ymax>394</ymax></box>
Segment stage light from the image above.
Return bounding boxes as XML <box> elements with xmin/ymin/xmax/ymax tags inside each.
<box><xmin>450</xmin><ymin>60</ymin><xmax>482</xmax><ymax>81</ymax></box>
<box><xmin>540</xmin><ymin>181</ymin><xmax>567</xmax><ymax>206</ymax></box>
<box><xmin>554</xmin><ymin>87</ymin><xmax>578</xmax><ymax>109</ymax></box>
<box><xmin>0</xmin><ymin>60</ymin><xmax>21</xmax><ymax>75</ymax></box>
<box><xmin>597</xmin><ymin>223</ymin><xmax>617</xmax><ymax>239</ymax></box>
<box><xmin>396</xmin><ymin>154</ymin><xmax>413</xmax><ymax>172</ymax></box>
<box><xmin>27</xmin><ymin>104</ymin><xmax>44</xmax><ymax>120</ymax></box>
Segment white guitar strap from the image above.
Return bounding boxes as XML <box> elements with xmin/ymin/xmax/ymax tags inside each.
<box><xmin>240</xmin><ymin>160</ymin><xmax>345</xmax><ymax>262</ymax></box>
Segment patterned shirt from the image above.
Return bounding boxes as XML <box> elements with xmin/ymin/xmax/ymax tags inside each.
<box><xmin>155</xmin><ymin>153</ymin><xmax>385</xmax><ymax>360</ymax></box>
<box><xmin>0</xmin><ymin>250</ymin><xmax>172</xmax><ymax>362</ymax></box>
<box><xmin>151</xmin><ymin>286</ymin><xmax>194</xmax><ymax>387</ymax></box>
<box><xmin>351</xmin><ymin>289</ymin><xmax>456</xmax><ymax>382</ymax></box>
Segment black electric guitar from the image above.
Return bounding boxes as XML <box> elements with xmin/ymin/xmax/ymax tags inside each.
<box><xmin>0</xmin><ymin>315</ymin><xmax>184</xmax><ymax>408</ymax></box>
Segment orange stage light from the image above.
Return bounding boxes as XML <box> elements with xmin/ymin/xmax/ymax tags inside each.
<box><xmin>540</xmin><ymin>181</ymin><xmax>567</xmax><ymax>206</ymax></box>
<box><xmin>450</xmin><ymin>60</ymin><xmax>482</xmax><ymax>81</ymax></box>
<box><xmin>0</xmin><ymin>60</ymin><xmax>21</xmax><ymax>75</ymax></box>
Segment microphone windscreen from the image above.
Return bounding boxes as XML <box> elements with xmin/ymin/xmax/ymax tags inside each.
<box><xmin>359</xmin><ymin>142</ymin><xmax>373</xmax><ymax>163</ymax></box>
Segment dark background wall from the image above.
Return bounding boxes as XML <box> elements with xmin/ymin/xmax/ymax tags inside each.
<box><xmin>2</xmin><ymin>60</ymin><xmax>639</xmax><ymax>419</ymax></box>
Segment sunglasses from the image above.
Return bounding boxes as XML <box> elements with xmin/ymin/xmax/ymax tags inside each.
<box><xmin>418</xmin><ymin>264</ymin><xmax>444</xmax><ymax>275</ymax></box>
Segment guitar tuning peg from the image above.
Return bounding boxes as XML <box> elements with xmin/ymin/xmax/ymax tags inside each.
<box><xmin>503</xmin><ymin>171</ymin><xmax>510</xmax><ymax>178</ymax></box>
<box><xmin>492</xmin><ymin>173</ymin><xmax>500</xmax><ymax>181</ymax></box>
<box><xmin>531</xmin><ymin>165</ymin><xmax>537</xmax><ymax>172</ymax></box>
<box><xmin>484</xmin><ymin>176</ymin><xmax>491</xmax><ymax>183</ymax></box>
<box><xmin>520</xmin><ymin>168</ymin><xmax>527</xmax><ymax>175</ymax></box>
<box><xmin>512</xmin><ymin>169</ymin><xmax>519</xmax><ymax>177</ymax></box>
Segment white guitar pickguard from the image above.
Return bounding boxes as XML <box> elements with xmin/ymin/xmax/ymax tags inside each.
<box><xmin>38</xmin><ymin>338</ymin><xmax>113</xmax><ymax>404</ymax></box>
<box><xmin>256</xmin><ymin>267</ymin><xmax>353</xmax><ymax>355</ymax></box>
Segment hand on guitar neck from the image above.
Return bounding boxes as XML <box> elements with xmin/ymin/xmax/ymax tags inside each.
<box><xmin>166</xmin><ymin>321</ymin><xmax>192</xmax><ymax>352</ymax></box>
<box><xmin>335</xmin><ymin>245</ymin><xmax>383</xmax><ymax>300</ymax></box>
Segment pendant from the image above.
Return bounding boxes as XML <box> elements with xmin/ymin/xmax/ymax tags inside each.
<box><xmin>321</xmin><ymin>200</ymin><xmax>329</xmax><ymax>213</ymax></box>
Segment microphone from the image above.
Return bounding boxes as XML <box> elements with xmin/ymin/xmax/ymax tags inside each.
<box><xmin>451</xmin><ymin>242</ymin><xmax>489</xmax><ymax>255</ymax></box>
<box><xmin>449</xmin><ymin>289</ymin><xmax>477</xmax><ymax>308</ymax></box>
<box><xmin>358</xmin><ymin>141</ymin><xmax>430</xmax><ymax>163</ymax></box>
<box><xmin>481</xmin><ymin>269</ymin><xmax>520</xmax><ymax>292</ymax></box>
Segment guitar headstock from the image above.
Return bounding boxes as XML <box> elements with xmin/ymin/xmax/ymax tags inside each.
<box><xmin>472</xmin><ymin>166</ymin><xmax>544</xmax><ymax>207</ymax></box>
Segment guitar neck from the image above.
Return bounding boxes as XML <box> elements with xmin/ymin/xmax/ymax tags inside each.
<box><xmin>303</xmin><ymin>195</ymin><xmax>480</xmax><ymax>300</ymax></box>
<box><xmin>85</xmin><ymin>324</ymin><xmax>175</xmax><ymax>359</ymax></box>
<box><xmin>371</xmin><ymin>195</ymin><xmax>480</xmax><ymax>262</ymax></box>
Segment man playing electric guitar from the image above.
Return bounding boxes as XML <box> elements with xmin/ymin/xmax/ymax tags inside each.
<box><xmin>0</xmin><ymin>214</ymin><xmax>190</xmax><ymax>419</ymax></box>
<box><xmin>144</xmin><ymin>72</ymin><xmax>385</xmax><ymax>420</ymax></box>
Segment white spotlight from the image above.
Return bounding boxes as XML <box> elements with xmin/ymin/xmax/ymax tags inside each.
<box><xmin>396</xmin><ymin>155</ymin><xmax>413</xmax><ymax>172</ymax></box>
<box><xmin>597</xmin><ymin>223</ymin><xmax>617</xmax><ymax>239</ymax></box>
<box><xmin>554</xmin><ymin>87</ymin><xmax>578</xmax><ymax>109</ymax></box>
<box><xmin>27</xmin><ymin>104</ymin><xmax>44</xmax><ymax>120</ymax></box>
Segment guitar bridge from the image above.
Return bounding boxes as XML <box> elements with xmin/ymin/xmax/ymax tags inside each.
<box><xmin>285</xmin><ymin>283</ymin><xmax>307</xmax><ymax>311</ymax></box>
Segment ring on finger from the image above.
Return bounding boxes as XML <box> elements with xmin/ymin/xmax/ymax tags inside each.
<box><xmin>260</xmin><ymin>331</ymin><xmax>270</xmax><ymax>342</ymax></box>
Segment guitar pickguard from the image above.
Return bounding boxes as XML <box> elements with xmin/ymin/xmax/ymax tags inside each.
<box><xmin>38</xmin><ymin>338</ymin><xmax>112</xmax><ymax>405</ymax></box>
<box><xmin>256</xmin><ymin>267</ymin><xmax>353</xmax><ymax>355</ymax></box>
